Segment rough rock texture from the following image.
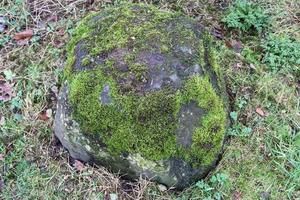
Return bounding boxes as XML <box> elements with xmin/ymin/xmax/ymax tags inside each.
<box><xmin>54</xmin><ymin>3</ymin><xmax>229</xmax><ymax>189</ymax></box>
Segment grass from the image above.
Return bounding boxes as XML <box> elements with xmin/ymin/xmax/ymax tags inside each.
<box><xmin>0</xmin><ymin>0</ymin><xmax>299</xmax><ymax>199</ymax></box>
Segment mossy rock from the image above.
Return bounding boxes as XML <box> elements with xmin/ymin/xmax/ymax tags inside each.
<box><xmin>54</xmin><ymin>3</ymin><xmax>229</xmax><ymax>189</ymax></box>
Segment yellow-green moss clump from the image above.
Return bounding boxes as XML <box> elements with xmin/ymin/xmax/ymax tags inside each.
<box><xmin>64</xmin><ymin>3</ymin><xmax>228</xmax><ymax>167</ymax></box>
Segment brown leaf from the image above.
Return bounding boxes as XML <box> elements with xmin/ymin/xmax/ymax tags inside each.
<box><xmin>232</xmin><ymin>190</ymin><xmax>243</xmax><ymax>200</ymax></box>
<box><xmin>74</xmin><ymin>160</ymin><xmax>85</xmax><ymax>171</ymax></box>
<box><xmin>38</xmin><ymin>112</ymin><xmax>49</xmax><ymax>121</ymax></box>
<box><xmin>0</xmin><ymin>81</ymin><xmax>14</xmax><ymax>102</ymax></box>
<box><xmin>256</xmin><ymin>107</ymin><xmax>267</xmax><ymax>117</ymax></box>
<box><xmin>57</xmin><ymin>29</ymin><xmax>65</xmax><ymax>36</ymax></box>
<box><xmin>0</xmin><ymin>154</ymin><xmax>3</xmax><ymax>161</ymax></box>
<box><xmin>226</xmin><ymin>39</ymin><xmax>243</xmax><ymax>53</ymax></box>
<box><xmin>13</xmin><ymin>29</ymin><xmax>34</xmax><ymax>41</ymax></box>
<box><xmin>47</xmin><ymin>15</ymin><xmax>58</xmax><ymax>22</ymax></box>
<box><xmin>0</xmin><ymin>75</ymin><xmax>5</xmax><ymax>83</ymax></box>
<box><xmin>52</xmin><ymin>39</ymin><xmax>64</xmax><ymax>48</ymax></box>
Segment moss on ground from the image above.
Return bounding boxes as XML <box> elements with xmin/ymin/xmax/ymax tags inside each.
<box><xmin>65</xmin><ymin>3</ymin><xmax>227</xmax><ymax>166</ymax></box>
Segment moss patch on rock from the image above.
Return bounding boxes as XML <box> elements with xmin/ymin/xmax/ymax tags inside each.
<box><xmin>64</xmin><ymin>3</ymin><xmax>228</xmax><ymax>167</ymax></box>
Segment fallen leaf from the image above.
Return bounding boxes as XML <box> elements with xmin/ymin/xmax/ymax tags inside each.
<box><xmin>52</xmin><ymin>39</ymin><xmax>64</xmax><ymax>48</ymax></box>
<box><xmin>74</xmin><ymin>160</ymin><xmax>85</xmax><ymax>171</ymax></box>
<box><xmin>13</xmin><ymin>29</ymin><xmax>34</xmax><ymax>41</ymax></box>
<box><xmin>232</xmin><ymin>190</ymin><xmax>243</xmax><ymax>200</ymax></box>
<box><xmin>57</xmin><ymin>29</ymin><xmax>65</xmax><ymax>36</ymax></box>
<box><xmin>38</xmin><ymin>112</ymin><xmax>49</xmax><ymax>121</ymax></box>
<box><xmin>47</xmin><ymin>15</ymin><xmax>58</xmax><ymax>22</ymax></box>
<box><xmin>226</xmin><ymin>39</ymin><xmax>243</xmax><ymax>53</ymax></box>
<box><xmin>0</xmin><ymin>154</ymin><xmax>3</xmax><ymax>161</ymax></box>
<box><xmin>256</xmin><ymin>107</ymin><xmax>267</xmax><ymax>117</ymax></box>
<box><xmin>0</xmin><ymin>81</ymin><xmax>14</xmax><ymax>102</ymax></box>
<box><xmin>39</xmin><ymin>109</ymin><xmax>53</xmax><ymax>121</ymax></box>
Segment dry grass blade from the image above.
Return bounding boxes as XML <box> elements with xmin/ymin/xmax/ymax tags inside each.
<box><xmin>84</xmin><ymin>165</ymin><xmax>153</xmax><ymax>200</ymax></box>
<box><xmin>27</xmin><ymin>0</ymin><xmax>86</xmax><ymax>22</ymax></box>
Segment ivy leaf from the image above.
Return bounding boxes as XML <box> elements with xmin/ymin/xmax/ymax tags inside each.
<box><xmin>230</xmin><ymin>111</ymin><xmax>238</xmax><ymax>121</ymax></box>
<box><xmin>242</xmin><ymin>127</ymin><xmax>252</xmax><ymax>135</ymax></box>
<box><xmin>3</xmin><ymin>70</ymin><xmax>14</xmax><ymax>81</ymax></box>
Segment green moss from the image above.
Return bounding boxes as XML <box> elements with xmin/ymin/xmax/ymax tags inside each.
<box><xmin>81</xmin><ymin>57</ymin><xmax>91</xmax><ymax>66</ymax></box>
<box><xmin>203</xmin><ymin>32</ymin><xmax>222</xmax><ymax>77</ymax></box>
<box><xmin>64</xmin><ymin>3</ymin><xmax>197</xmax><ymax>80</ymax></box>
<box><xmin>65</xmin><ymin>3</ymin><xmax>228</xmax><ymax>167</ymax></box>
<box><xmin>69</xmin><ymin>68</ymin><xmax>180</xmax><ymax>160</ymax></box>
<box><xmin>202</xmin><ymin>32</ymin><xmax>228</xmax><ymax>104</ymax></box>
<box><xmin>69</xmin><ymin>72</ymin><xmax>226</xmax><ymax>165</ymax></box>
<box><xmin>69</xmin><ymin>69</ymin><xmax>120</xmax><ymax>132</ymax></box>
<box><xmin>128</xmin><ymin>63</ymin><xmax>147</xmax><ymax>82</ymax></box>
<box><xmin>180</xmin><ymin>76</ymin><xmax>226</xmax><ymax>165</ymax></box>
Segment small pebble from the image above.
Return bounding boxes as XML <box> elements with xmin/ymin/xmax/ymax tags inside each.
<box><xmin>0</xmin><ymin>16</ymin><xmax>7</xmax><ymax>33</ymax></box>
<box><xmin>260</xmin><ymin>191</ymin><xmax>270</xmax><ymax>200</ymax></box>
<box><xmin>158</xmin><ymin>184</ymin><xmax>167</xmax><ymax>192</ymax></box>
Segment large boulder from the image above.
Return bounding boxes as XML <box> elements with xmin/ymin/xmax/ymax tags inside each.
<box><xmin>54</xmin><ymin>3</ymin><xmax>229</xmax><ymax>189</ymax></box>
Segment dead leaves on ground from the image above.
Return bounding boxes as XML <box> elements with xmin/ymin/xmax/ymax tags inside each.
<box><xmin>226</xmin><ymin>39</ymin><xmax>244</xmax><ymax>53</ymax></box>
<box><xmin>0</xmin><ymin>75</ymin><xmax>14</xmax><ymax>102</ymax></box>
<box><xmin>232</xmin><ymin>190</ymin><xmax>243</xmax><ymax>200</ymax></box>
<box><xmin>256</xmin><ymin>107</ymin><xmax>267</xmax><ymax>117</ymax></box>
<box><xmin>74</xmin><ymin>160</ymin><xmax>85</xmax><ymax>171</ymax></box>
<box><xmin>38</xmin><ymin>109</ymin><xmax>52</xmax><ymax>121</ymax></box>
<box><xmin>13</xmin><ymin>29</ymin><xmax>34</xmax><ymax>41</ymax></box>
<box><xmin>13</xmin><ymin>29</ymin><xmax>34</xmax><ymax>45</ymax></box>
